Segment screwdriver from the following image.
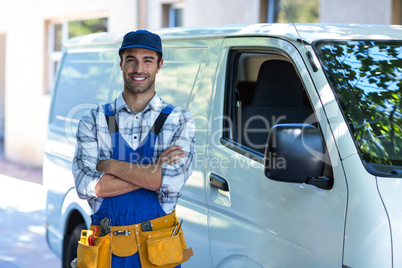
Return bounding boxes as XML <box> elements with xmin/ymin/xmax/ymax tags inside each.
<box><xmin>88</xmin><ymin>226</ymin><xmax>97</xmax><ymax>246</ymax></box>
<box><xmin>171</xmin><ymin>220</ymin><xmax>183</xmax><ymax>237</ymax></box>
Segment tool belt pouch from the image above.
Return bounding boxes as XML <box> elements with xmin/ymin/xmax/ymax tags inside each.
<box><xmin>77</xmin><ymin>242</ymin><xmax>98</xmax><ymax>268</ymax></box>
<box><xmin>138</xmin><ymin>213</ymin><xmax>193</xmax><ymax>268</ymax></box>
<box><xmin>110</xmin><ymin>225</ymin><xmax>138</xmax><ymax>257</ymax></box>
<box><xmin>146</xmin><ymin>229</ymin><xmax>185</xmax><ymax>266</ymax></box>
<box><xmin>77</xmin><ymin>228</ymin><xmax>111</xmax><ymax>268</ymax></box>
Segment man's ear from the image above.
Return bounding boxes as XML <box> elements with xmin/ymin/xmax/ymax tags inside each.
<box><xmin>120</xmin><ymin>59</ymin><xmax>123</xmax><ymax>70</ymax></box>
<box><xmin>156</xmin><ymin>58</ymin><xmax>164</xmax><ymax>73</ymax></box>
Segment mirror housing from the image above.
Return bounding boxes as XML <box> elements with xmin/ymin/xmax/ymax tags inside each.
<box><xmin>264</xmin><ymin>124</ymin><xmax>332</xmax><ymax>189</ymax></box>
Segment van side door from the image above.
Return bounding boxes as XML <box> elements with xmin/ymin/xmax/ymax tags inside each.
<box><xmin>205</xmin><ymin>37</ymin><xmax>348</xmax><ymax>267</ymax></box>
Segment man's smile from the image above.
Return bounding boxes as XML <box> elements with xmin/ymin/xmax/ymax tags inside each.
<box><xmin>132</xmin><ymin>75</ymin><xmax>148</xmax><ymax>83</ymax></box>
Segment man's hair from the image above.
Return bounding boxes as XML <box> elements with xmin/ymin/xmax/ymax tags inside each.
<box><xmin>119</xmin><ymin>50</ymin><xmax>162</xmax><ymax>64</ymax></box>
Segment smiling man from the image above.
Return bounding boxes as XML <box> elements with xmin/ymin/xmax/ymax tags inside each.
<box><xmin>72</xmin><ymin>30</ymin><xmax>196</xmax><ymax>267</ymax></box>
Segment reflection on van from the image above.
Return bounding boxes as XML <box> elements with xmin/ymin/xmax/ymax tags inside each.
<box><xmin>44</xmin><ymin>23</ymin><xmax>402</xmax><ymax>268</ymax></box>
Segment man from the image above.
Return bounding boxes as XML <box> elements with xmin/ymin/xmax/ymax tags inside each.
<box><xmin>72</xmin><ymin>30</ymin><xmax>195</xmax><ymax>267</ymax></box>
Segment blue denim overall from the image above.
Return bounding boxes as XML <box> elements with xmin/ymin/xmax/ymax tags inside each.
<box><xmin>91</xmin><ymin>102</ymin><xmax>178</xmax><ymax>267</ymax></box>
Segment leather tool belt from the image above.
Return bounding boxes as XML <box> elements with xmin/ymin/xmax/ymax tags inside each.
<box><xmin>77</xmin><ymin>211</ymin><xmax>193</xmax><ymax>268</ymax></box>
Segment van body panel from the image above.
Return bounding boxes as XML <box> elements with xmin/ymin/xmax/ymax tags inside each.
<box><xmin>377</xmin><ymin>177</ymin><xmax>402</xmax><ymax>267</ymax></box>
<box><xmin>44</xmin><ymin>138</ymin><xmax>76</xmax><ymax>226</ymax></box>
<box><xmin>44</xmin><ymin>154</ymin><xmax>76</xmax><ymax>258</ymax></box>
<box><xmin>176</xmin><ymin>200</ymin><xmax>212</xmax><ymax>267</ymax></box>
<box><xmin>43</xmin><ymin>130</ymin><xmax>76</xmax><ymax>259</ymax></box>
<box><xmin>44</xmin><ymin>139</ymin><xmax>92</xmax><ymax>259</ymax></box>
<box><xmin>342</xmin><ymin>155</ymin><xmax>392</xmax><ymax>267</ymax></box>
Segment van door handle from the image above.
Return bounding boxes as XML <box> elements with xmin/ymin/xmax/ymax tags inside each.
<box><xmin>210</xmin><ymin>173</ymin><xmax>229</xmax><ymax>191</ymax></box>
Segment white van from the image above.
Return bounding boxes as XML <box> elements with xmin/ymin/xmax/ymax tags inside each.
<box><xmin>44</xmin><ymin>23</ymin><xmax>402</xmax><ymax>268</ymax></box>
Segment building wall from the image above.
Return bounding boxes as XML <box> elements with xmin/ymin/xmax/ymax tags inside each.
<box><xmin>183</xmin><ymin>0</ymin><xmax>260</xmax><ymax>27</ymax></box>
<box><xmin>3</xmin><ymin>0</ymin><xmax>48</xmax><ymax>166</ymax></box>
<box><xmin>145</xmin><ymin>0</ymin><xmax>261</xmax><ymax>30</ymax></box>
<box><xmin>320</xmin><ymin>0</ymin><xmax>393</xmax><ymax>24</ymax></box>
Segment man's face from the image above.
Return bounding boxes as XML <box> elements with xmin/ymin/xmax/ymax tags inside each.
<box><xmin>120</xmin><ymin>48</ymin><xmax>163</xmax><ymax>95</ymax></box>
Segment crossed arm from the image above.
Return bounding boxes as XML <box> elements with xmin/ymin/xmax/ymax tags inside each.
<box><xmin>73</xmin><ymin>106</ymin><xmax>196</xmax><ymax>202</ymax></box>
<box><xmin>94</xmin><ymin>146</ymin><xmax>186</xmax><ymax>197</ymax></box>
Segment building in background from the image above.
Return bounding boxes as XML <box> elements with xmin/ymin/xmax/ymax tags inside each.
<box><xmin>0</xmin><ymin>0</ymin><xmax>400</xmax><ymax>167</ymax></box>
<box><xmin>320</xmin><ymin>0</ymin><xmax>402</xmax><ymax>25</ymax></box>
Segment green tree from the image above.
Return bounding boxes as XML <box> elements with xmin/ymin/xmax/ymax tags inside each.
<box><xmin>278</xmin><ymin>0</ymin><xmax>319</xmax><ymax>23</ymax></box>
<box><xmin>69</xmin><ymin>18</ymin><xmax>108</xmax><ymax>39</ymax></box>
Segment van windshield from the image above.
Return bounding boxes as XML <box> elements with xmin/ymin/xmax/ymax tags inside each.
<box><xmin>314</xmin><ymin>40</ymin><xmax>402</xmax><ymax>175</ymax></box>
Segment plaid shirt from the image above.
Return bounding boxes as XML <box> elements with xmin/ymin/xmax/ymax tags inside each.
<box><xmin>72</xmin><ymin>92</ymin><xmax>196</xmax><ymax>214</ymax></box>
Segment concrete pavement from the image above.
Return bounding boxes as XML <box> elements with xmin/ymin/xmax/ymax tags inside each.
<box><xmin>0</xmin><ymin>145</ymin><xmax>61</xmax><ymax>267</ymax></box>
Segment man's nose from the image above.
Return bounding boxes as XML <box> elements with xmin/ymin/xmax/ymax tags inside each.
<box><xmin>134</xmin><ymin>62</ymin><xmax>144</xmax><ymax>73</ymax></box>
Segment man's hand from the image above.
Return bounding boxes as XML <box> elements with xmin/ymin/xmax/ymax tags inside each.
<box><xmin>155</xmin><ymin>145</ymin><xmax>186</xmax><ymax>166</ymax></box>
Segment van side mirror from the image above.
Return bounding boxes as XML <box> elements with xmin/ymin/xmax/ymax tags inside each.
<box><xmin>264</xmin><ymin>124</ymin><xmax>333</xmax><ymax>190</ymax></box>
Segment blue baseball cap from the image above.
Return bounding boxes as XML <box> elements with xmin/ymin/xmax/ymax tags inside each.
<box><xmin>119</xmin><ymin>30</ymin><xmax>162</xmax><ymax>57</ymax></box>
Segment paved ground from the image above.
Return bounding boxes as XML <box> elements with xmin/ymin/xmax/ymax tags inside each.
<box><xmin>0</xmin><ymin>142</ymin><xmax>61</xmax><ymax>267</ymax></box>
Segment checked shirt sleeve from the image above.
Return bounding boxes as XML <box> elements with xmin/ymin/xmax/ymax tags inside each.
<box><xmin>158</xmin><ymin>110</ymin><xmax>196</xmax><ymax>213</ymax></box>
<box><xmin>72</xmin><ymin>109</ymin><xmax>105</xmax><ymax>201</ymax></box>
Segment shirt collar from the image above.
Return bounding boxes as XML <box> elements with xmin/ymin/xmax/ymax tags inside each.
<box><xmin>148</xmin><ymin>92</ymin><xmax>165</xmax><ymax>112</ymax></box>
<box><xmin>115</xmin><ymin>91</ymin><xmax>165</xmax><ymax>114</ymax></box>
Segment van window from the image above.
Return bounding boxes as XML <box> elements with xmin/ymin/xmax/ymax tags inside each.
<box><xmin>224</xmin><ymin>51</ymin><xmax>315</xmax><ymax>156</ymax></box>
<box><xmin>315</xmin><ymin>40</ymin><xmax>402</xmax><ymax>171</ymax></box>
<box><xmin>50</xmin><ymin>50</ymin><xmax>118</xmax><ymax>134</ymax></box>
<box><xmin>156</xmin><ymin>61</ymin><xmax>200</xmax><ymax>108</ymax></box>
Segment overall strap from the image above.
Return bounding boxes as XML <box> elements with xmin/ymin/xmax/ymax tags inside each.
<box><xmin>103</xmin><ymin>103</ymin><xmax>118</xmax><ymax>134</ymax></box>
<box><xmin>150</xmin><ymin>104</ymin><xmax>175</xmax><ymax>135</ymax></box>
<box><xmin>103</xmin><ymin>103</ymin><xmax>175</xmax><ymax>136</ymax></box>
